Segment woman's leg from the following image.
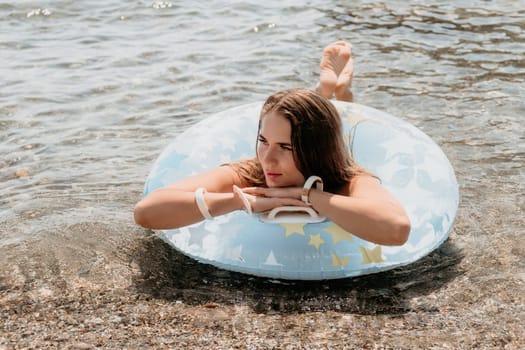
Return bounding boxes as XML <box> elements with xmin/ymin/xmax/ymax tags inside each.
<box><xmin>316</xmin><ymin>41</ymin><xmax>354</xmax><ymax>102</ymax></box>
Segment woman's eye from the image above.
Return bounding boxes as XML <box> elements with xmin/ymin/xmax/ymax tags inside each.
<box><xmin>258</xmin><ymin>136</ymin><xmax>268</xmax><ymax>144</ymax></box>
<box><xmin>281</xmin><ymin>145</ymin><xmax>293</xmax><ymax>151</ymax></box>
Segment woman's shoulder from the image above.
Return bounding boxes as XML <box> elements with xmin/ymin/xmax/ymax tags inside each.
<box><xmin>227</xmin><ymin>158</ymin><xmax>266</xmax><ymax>188</ymax></box>
<box><xmin>167</xmin><ymin>165</ymin><xmax>243</xmax><ymax>192</ymax></box>
<box><xmin>346</xmin><ymin>174</ymin><xmax>381</xmax><ymax>196</ymax></box>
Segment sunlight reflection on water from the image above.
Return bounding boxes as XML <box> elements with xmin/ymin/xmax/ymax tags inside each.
<box><xmin>0</xmin><ymin>1</ymin><xmax>523</xmax><ymax>249</ymax></box>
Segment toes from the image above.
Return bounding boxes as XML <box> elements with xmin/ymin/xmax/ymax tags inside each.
<box><xmin>319</xmin><ymin>41</ymin><xmax>354</xmax><ymax>99</ymax></box>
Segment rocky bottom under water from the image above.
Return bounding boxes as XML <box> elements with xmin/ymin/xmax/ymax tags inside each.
<box><xmin>0</xmin><ymin>216</ymin><xmax>523</xmax><ymax>349</ymax></box>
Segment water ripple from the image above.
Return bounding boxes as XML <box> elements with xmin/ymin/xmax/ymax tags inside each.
<box><xmin>0</xmin><ymin>0</ymin><xmax>524</xmax><ymax>244</ymax></box>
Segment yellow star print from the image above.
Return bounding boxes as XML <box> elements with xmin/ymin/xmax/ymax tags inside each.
<box><xmin>359</xmin><ymin>245</ymin><xmax>385</xmax><ymax>264</ymax></box>
<box><xmin>331</xmin><ymin>253</ymin><xmax>350</xmax><ymax>267</ymax></box>
<box><xmin>323</xmin><ymin>223</ymin><xmax>353</xmax><ymax>244</ymax></box>
<box><xmin>308</xmin><ymin>234</ymin><xmax>325</xmax><ymax>250</ymax></box>
<box><xmin>279</xmin><ymin>222</ymin><xmax>306</xmax><ymax>237</ymax></box>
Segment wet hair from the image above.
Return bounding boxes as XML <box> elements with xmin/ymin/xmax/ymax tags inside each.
<box><xmin>230</xmin><ymin>88</ymin><xmax>365</xmax><ymax>192</ymax></box>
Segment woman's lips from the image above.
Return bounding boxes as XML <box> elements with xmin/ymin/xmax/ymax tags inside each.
<box><xmin>266</xmin><ymin>172</ymin><xmax>281</xmax><ymax>179</ymax></box>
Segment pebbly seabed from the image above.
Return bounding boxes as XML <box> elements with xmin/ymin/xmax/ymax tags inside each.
<box><xmin>1</xmin><ymin>209</ymin><xmax>523</xmax><ymax>348</ymax></box>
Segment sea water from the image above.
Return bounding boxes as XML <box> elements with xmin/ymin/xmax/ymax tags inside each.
<box><xmin>0</xmin><ymin>1</ymin><xmax>523</xmax><ymax>249</ymax></box>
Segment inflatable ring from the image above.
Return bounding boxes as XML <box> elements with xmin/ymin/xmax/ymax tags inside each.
<box><xmin>143</xmin><ymin>101</ymin><xmax>459</xmax><ymax>280</ymax></box>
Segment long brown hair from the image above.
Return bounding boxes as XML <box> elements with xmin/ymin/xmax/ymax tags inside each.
<box><xmin>231</xmin><ymin>89</ymin><xmax>365</xmax><ymax>192</ymax></box>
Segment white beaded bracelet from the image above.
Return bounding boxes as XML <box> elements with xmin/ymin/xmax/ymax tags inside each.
<box><xmin>301</xmin><ymin>176</ymin><xmax>323</xmax><ymax>206</ymax></box>
<box><xmin>233</xmin><ymin>185</ymin><xmax>253</xmax><ymax>215</ymax></box>
<box><xmin>195</xmin><ymin>187</ymin><xmax>213</xmax><ymax>220</ymax></box>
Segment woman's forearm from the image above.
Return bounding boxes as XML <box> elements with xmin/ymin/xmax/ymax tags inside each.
<box><xmin>309</xmin><ymin>189</ymin><xmax>410</xmax><ymax>246</ymax></box>
<box><xmin>134</xmin><ymin>188</ymin><xmax>242</xmax><ymax>230</ymax></box>
<box><xmin>135</xmin><ymin>182</ymin><xmax>411</xmax><ymax>245</ymax></box>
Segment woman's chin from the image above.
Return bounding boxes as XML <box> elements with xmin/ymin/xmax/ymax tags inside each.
<box><xmin>265</xmin><ymin>175</ymin><xmax>303</xmax><ymax>188</ymax></box>
<box><xmin>266</xmin><ymin>180</ymin><xmax>296</xmax><ymax>188</ymax></box>
<box><xmin>265</xmin><ymin>180</ymin><xmax>279</xmax><ymax>188</ymax></box>
<box><xmin>265</xmin><ymin>178</ymin><xmax>283</xmax><ymax>188</ymax></box>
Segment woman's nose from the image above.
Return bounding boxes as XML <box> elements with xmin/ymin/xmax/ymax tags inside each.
<box><xmin>262</xmin><ymin>145</ymin><xmax>278</xmax><ymax>164</ymax></box>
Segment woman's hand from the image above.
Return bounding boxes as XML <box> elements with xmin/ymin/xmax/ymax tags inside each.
<box><xmin>238</xmin><ymin>186</ymin><xmax>306</xmax><ymax>213</ymax></box>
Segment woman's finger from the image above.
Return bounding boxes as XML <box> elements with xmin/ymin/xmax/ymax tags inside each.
<box><xmin>249</xmin><ymin>195</ymin><xmax>309</xmax><ymax>213</ymax></box>
<box><xmin>278</xmin><ymin>198</ymin><xmax>309</xmax><ymax>207</ymax></box>
<box><xmin>241</xmin><ymin>187</ymin><xmax>266</xmax><ymax>195</ymax></box>
<box><xmin>242</xmin><ymin>186</ymin><xmax>301</xmax><ymax>199</ymax></box>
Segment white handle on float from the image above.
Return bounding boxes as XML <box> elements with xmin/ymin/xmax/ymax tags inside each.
<box><xmin>259</xmin><ymin>206</ymin><xmax>326</xmax><ymax>223</ymax></box>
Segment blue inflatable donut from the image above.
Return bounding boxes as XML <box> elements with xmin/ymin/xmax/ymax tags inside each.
<box><xmin>143</xmin><ymin>101</ymin><xmax>459</xmax><ymax>280</ymax></box>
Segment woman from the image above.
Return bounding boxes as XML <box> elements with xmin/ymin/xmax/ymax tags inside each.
<box><xmin>134</xmin><ymin>41</ymin><xmax>410</xmax><ymax>246</ymax></box>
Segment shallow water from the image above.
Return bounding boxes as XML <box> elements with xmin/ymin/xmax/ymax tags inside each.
<box><xmin>1</xmin><ymin>1</ymin><xmax>524</xmax><ymax>347</ymax></box>
<box><xmin>1</xmin><ymin>1</ymin><xmax>524</xmax><ymax>276</ymax></box>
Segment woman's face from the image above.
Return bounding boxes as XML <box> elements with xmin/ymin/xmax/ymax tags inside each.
<box><xmin>257</xmin><ymin>111</ymin><xmax>305</xmax><ymax>188</ymax></box>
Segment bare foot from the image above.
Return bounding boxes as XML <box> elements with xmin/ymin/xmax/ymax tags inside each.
<box><xmin>316</xmin><ymin>41</ymin><xmax>354</xmax><ymax>102</ymax></box>
<box><xmin>334</xmin><ymin>47</ymin><xmax>354</xmax><ymax>102</ymax></box>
